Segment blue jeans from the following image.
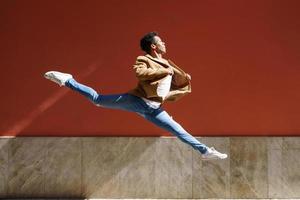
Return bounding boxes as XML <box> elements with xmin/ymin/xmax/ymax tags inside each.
<box><xmin>65</xmin><ymin>78</ymin><xmax>208</xmax><ymax>154</ymax></box>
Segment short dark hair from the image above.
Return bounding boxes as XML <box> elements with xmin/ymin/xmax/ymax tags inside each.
<box><xmin>140</xmin><ymin>32</ymin><xmax>158</xmax><ymax>53</ymax></box>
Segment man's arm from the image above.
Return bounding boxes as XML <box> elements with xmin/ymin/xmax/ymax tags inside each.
<box><xmin>133</xmin><ymin>57</ymin><xmax>171</xmax><ymax>81</ymax></box>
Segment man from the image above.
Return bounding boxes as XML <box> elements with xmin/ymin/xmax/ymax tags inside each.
<box><xmin>44</xmin><ymin>32</ymin><xmax>227</xmax><ymax>160</ymax></box>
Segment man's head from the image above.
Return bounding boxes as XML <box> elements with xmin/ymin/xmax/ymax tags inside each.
<box><xmin>140</xmin><ymin>32</ymin><xmax>166</xmax><ymax>54</ymax></box>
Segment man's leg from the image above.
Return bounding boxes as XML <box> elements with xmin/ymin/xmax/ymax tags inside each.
<box><xmin>65</xmin><ymin>78</ymin><xmax>146</xmax><ymax>111</ymax></box>
<box><xmin>142</xmin><ymin>110</ymin><xmax>208</xmax><ymax>154</ymax></box>
<box><xmin>44</xmin><ymin>71</ymin><xmax>227</xmax><ymax>159</ymax></box>
<box><xmin>44</xmin><ymin>71</ymin><xmax>144</xmax><ymax>112</ymax></box>
<box><xmin>142</xmin><ymin>110</ymin><xmax>227</xmax><ymax>159</ymax></box>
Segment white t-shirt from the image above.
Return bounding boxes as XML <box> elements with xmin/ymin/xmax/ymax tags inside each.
<box><xmin>142</xmin><ymin>74</ymin><xmax>172</xmax><ymax>109</ymax></box>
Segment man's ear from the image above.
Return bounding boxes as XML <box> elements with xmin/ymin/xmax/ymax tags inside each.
<box><xmin>150</xmin><ymin>43</ymin><xmax>156</xmax><ymax>50</ymax></box>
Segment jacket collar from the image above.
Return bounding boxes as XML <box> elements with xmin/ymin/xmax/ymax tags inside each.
<box><xmin>145</xmin><ymin>54</ymin><xmax>171</xmax><ymax>67</ymax></box>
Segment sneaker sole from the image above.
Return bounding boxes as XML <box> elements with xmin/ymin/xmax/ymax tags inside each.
<box><xmin>202</xmin><ymin>155</ymin><xmax>228</xmax><ymax>160</ymax></box>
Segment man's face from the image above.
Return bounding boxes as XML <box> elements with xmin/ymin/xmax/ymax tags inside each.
<box><xmin>153</xmin><ymin>36</ymin><xmax>166</xmax><ymax>54</ymax></box>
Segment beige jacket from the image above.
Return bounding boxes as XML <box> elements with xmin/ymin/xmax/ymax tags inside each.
<box><xmin>128</xmin><ymin>54</ymin><xmax>191</xmax><ymax>103</ymax></box>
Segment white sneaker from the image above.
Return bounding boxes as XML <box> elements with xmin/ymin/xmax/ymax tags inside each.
<box><xmin>202</xmin><ymin>147</ymin><xmax>228</xmax><ymax>160</ymax></box>
<box><xmin>44</xmin><ymin>71</ymin><xmax>73</xmax><ymax>86</ymax></box>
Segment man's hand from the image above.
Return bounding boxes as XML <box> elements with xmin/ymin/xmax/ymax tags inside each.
<box><xmin>186</xmin><ymin>73</ymin><xmax>192</xmax><ymax>80</ymax></box>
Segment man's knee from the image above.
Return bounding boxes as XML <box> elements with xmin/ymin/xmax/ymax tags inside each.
<box><xmin>90</xmin><ymin>93</ymin><xmax>100</xmax><ymax>105</ymax></box>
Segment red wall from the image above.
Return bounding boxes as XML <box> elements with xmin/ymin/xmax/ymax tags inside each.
<box><xmin>1</xmin><ymin>0</ymin><xmax>300</xmax><ymax>136</ymax></box>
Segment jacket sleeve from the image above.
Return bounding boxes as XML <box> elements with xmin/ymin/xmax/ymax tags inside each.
<box><xmin>133</xmin><ymin>57</ymin><xmax>170</xmax><ymax>81</ymax></box>
<box><xmin>166</xmin><ymin>59</ymin><xmax>189</xmax><ymax>87</ymax></box>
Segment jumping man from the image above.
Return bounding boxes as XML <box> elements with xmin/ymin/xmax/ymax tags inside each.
<box><xmin>44</xmin><ymin>32</ymin><xmax>227</xmax><ymax>160</ymax></box>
